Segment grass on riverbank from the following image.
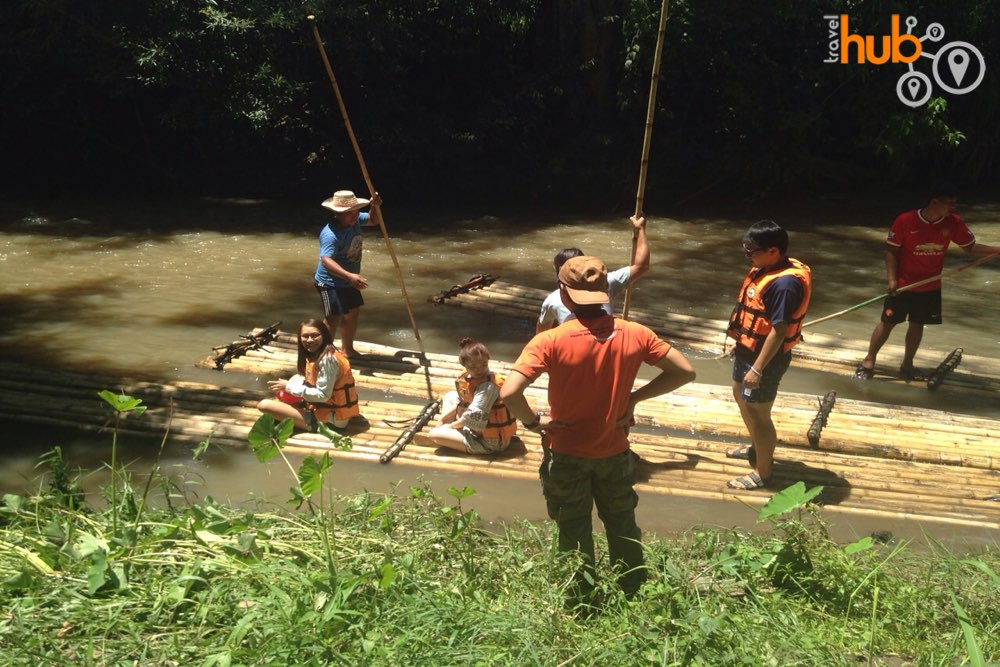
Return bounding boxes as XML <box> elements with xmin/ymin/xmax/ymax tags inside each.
<box><xmin>2</xmin><ymin>396</ymin><xmax>997</xmax><ymax>666</ymax></box>
<box><xmin>2</xmin><ymin>451</ymin><xmax>998</xmax><ymax>666</ymax></box>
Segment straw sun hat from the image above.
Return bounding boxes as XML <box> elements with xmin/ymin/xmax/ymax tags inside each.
<box><xmin>321</xmin><ymin>190</ymin><xmax>370</xmax><ymax>213</ymax></box>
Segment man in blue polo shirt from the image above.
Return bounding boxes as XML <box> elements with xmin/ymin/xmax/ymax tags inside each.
<box><xmin>315</xmin><ymin>190</ymin><xmax>380</xmax><ymax>357</ymax></box>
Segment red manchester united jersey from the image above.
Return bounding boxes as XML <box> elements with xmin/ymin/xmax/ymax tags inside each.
<box><xmin>886</xmin><ymin>209</ymin><xmax>975</xmax><ymax>291</ymax></box>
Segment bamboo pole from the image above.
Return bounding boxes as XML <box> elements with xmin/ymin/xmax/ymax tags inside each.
<box><xmin>307</xmin><ymin>16</ymin><xmax>433</xmax><ymax>401</ymax></box>
<box><xmin>623</xmin><ymin>0</ymin><xmax>670</xmax><ymax>321</ymax></box>
<box><xmin>804</xmin><ymin>249</ymin><xmax>1000</xmax><ymax>328</ymax></box>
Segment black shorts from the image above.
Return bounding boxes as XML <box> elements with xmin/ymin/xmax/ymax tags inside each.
<box><xmin>316</xmin><ymin>283</ymin><xmax>364</xmax><ymax>316</ymax></box>
<box><xmin>881</xmin><ymin>290</ymin><xmax>942</xmax><ymax>325</ymax></box>
<box><xmin>732</xmin><ymin>346</ymin><xmax>791</xmax><ymax>403</ymax></box>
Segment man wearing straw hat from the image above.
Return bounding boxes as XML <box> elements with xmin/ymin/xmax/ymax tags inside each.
<box><xmin>501</xmin><ymin>255</ymin><xmax>695</xmax><ymax>610</ymax></box>
<box><xmin>315</xmin><ymin>189</ymin><xmax>380</xmax><ymax>358</ymax></box>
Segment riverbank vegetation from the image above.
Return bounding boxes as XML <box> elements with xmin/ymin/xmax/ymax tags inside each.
<box><xmin>1</xmin><ymin>401</ymin><xmax>998</xmax><ymax>665</ymax></box>
<box><xmin>4</xmin><ymin>1</ymin><xmax>999</xmax><ymax>207</ymax></box>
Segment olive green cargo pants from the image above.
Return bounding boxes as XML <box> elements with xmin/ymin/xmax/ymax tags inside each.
<box><xmin>540</xmin><ymin>447</ymin><xmax>645</xmax><ymax>597</ymax></box>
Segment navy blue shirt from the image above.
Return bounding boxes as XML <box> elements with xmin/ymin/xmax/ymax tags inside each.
<box><xmin>754</xmin><ymin>258</ymin><xmax>804</xmax><ymax>325</ymax></box>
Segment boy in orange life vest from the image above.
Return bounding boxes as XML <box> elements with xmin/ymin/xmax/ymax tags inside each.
<box><xmin>428</xmin><ymin>337</ymin><xmax>516</xmax><ymax>454</ymax></box>
<box><xmin>725</xmin><ymin>221</ymin><xmax>811</xmax><ymax>491</ymax></box>
<box><xmin>854</xmin><ymin>182</ymin><xmax>1000</xmax><ymax>381</ymax></box>
<box><xmin>501</xmin><ymin>256</ymin><xmax>695</xmax><ymax>606</ymax></box>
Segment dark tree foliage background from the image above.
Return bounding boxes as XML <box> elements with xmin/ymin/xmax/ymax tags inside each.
<box><xmin>2</xmin><ymin>0</ymin><xmax>996</xmax><ymax>210</ymax></box>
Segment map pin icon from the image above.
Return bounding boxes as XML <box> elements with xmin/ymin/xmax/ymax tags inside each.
<box><xmin>907</xmin><ymin>77</ymin><xmax>921</xmax><ymax>99</ymax></box>
<box><xmin>948</xmin><ymin>50</ymin><xmax>969</xmax><ymax>86</ymax></box>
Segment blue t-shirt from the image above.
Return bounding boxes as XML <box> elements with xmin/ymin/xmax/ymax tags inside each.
<box><xmin>314</xmin><ymin>212</ymin><xmax>369</xmax><ymax>288</ymax></box>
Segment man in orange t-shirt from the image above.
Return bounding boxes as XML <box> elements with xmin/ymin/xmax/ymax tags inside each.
<box><xmin>501</xmin><ymin>255</ymin><xmax>695</xmax><ymax>607</ymax></box>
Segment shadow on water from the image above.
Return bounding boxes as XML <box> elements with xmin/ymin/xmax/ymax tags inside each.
<box><xmin>0</xmin><ymin>278</ymin><xmax>123</xmax><ymax>325</ymax></box>
<box><xmin>3</xmin><ymin>194</ymin><xmax>999</xmax><ymax>545</ymax></box>
<box><xmin>157</xmin><ymin>276</ymin><xmax>316</xmax><ymax>329</ymax></box>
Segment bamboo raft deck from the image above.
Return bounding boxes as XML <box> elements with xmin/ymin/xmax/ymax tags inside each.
<box><xmin>432</xmin><ymin>278</ymin><xmax>1000</xmax><ymax>398</ymax></box>
<box><xmin>3</xmin><ymin>355</ymin><xmax>998</xmax><ymax>532</ymax></box>
<box><xmin>199</xmin><ymin>332</ymin><xmax>1000</xmax><ymax>473</ymax></box>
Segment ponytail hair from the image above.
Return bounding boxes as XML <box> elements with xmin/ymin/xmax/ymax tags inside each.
<box><xmin>457</xmin><ymin>337</ymin><xmax>490</xmax><ymax>365</ymax></box>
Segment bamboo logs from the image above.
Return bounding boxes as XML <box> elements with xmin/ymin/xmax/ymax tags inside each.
<box><xmin>195</xmin><ymin>334</ymin><xmax>999</xmax><ymax>471</ymax></box>
<box><xmin>3</xmin><ymin>359</ymin><xmax>998</xmax><ymax>530</ymax></box>
<box><xmin>433</xmin><ymin>279</ymin><xmax>1000</xmax><ymax>395</ymax></box>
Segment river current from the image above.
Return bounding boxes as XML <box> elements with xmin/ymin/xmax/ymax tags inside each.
<box><xmin>2</xmin><ymin>194</ymin><xmax>998</xmax><ymax>541</ymax></box>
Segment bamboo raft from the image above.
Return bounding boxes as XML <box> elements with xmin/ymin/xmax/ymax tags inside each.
<box><xmin>3</xmin><ymin>356</ymin><xmax>998</xmax><ymax>532</ymax></box>
<box><xmin>198</xmin><ymin>331</ymin><xmax>1000</xmax><ymax>472</ymax></box>
<box><xmin>431</xmin><ymin>278</ymin><xmax>1000</xmax><ymax>398</ymax></box>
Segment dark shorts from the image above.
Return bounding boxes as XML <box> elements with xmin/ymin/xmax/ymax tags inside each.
<box><xmin>316</xmin><ymin>283</ymin><xmax>364</xmax><ymax>316</ymax></box>
<box><xmin>881</xmin><ymin>290</ymin><xmax>942</xmax><ymax>325</ymax></box>
<box><xmin>732</xmin><ymin>346</ymin><xmax>791</xmax><ymax>403</ymax></box>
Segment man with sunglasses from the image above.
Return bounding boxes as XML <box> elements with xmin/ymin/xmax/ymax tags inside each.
<box><xmin>724</xmin><ymin>221</ymin><xmax>811</xmax><ymax>490</ymax></box>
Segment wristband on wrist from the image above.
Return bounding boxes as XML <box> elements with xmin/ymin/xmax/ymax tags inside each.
<box><xmin>748</xmin><ymin>366</ymin><xmax>762</xmax><ymax>377</ymax></box>
<box><xmin>523</xmin><ymin>414</ymin><xmax>541</xmax><ymax>431</ymax></box>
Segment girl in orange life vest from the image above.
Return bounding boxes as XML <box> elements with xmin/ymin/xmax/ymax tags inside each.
<box><xmin>256</xmin><ymin>319</ymin><xmax>360</xmax><ymax>431</ymax></box>
<box><xmin>428</xmin><ymin>337</ymin><xmax>516</xmax><ymax>454</ymax></box>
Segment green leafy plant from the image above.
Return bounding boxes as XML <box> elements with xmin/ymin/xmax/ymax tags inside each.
<box><xmin>247</xmin><ymin>413</ymin><xmax>351</xmax><ymax>577</ymax></box>
<box><xmin>97</xmin><ymin>389</ymin><xmax>146</xmax><ymax>537</ymax></box>
<box><xmin>35</xmin><ymin>446</ymin><xmax>84</xmax><ymax>511</ymax></box>
<box><xmin>444</xmin><ymin>485</ymin><xmax>480</xmax><ymax>577</ymax></box>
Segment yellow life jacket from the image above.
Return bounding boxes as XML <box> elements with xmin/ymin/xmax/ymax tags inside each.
<box><xmin>455</xmin><ymin>371</ymin><xmax>517</xmax><ymax>442</ymax></box>
<box><xmin>305</xmin><ymin>350</ymin><xmax>360</xmax><ymax>423</ymax></box>
<box><xmin>727</xmin><ymin>257</ymin><xmax>812</xmax><ymax>354</ymax></box>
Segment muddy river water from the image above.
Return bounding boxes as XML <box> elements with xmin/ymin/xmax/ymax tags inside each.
<box><xmin>2</xmin><ymin>194</ymin><xmax>998</xmax><ymax>545</ymax></box>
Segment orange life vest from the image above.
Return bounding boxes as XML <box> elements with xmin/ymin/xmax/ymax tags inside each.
<box><xmin>727</xmin><ymin>257</ymin><xmax>812</xmax><ymax>354</ymax></box>
<box><xmin>305</xmin><ymin>350</ymin><xmax>360</xmax><ymax>423</ymax></box>
<box><xmin>455</xmin><ymin>371</ymin><xmax>517</xmax><ymax>442</ymax></box>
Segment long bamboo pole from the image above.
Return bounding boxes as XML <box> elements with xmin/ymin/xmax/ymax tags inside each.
<box><xmin>622</xmin><ymin>0</ymin><xmax>670</xmax><ymax>320</ymax></box>
<box><xmin>307</xmin><ymin>16</ymin><xmax>433</xmax><ymax>400</ymax></box>
<box><xmin>804</xmin><ymin>249</ymin><xmax>1000</xmax><ymax>329</ymax></box>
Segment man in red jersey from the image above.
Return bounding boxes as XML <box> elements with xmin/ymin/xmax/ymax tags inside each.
<box><xmin>855</xmin><ymin>183</ymin><xmax>1000</xmax><ymax>380</ymax></box>
<box><xmin>500</xmin><ymin>256</ymin><xmax>695</xmax><ymax>609</ymax></box>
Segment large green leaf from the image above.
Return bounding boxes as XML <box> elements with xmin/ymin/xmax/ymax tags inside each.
<box><xmin>72</xmin><ymin>532</ymin><xmax>110</xmax><ymax>560</ymax></box>
<box><xmin>379</xmin><ymin>562</ymin><xmax>397</xmax><ymax>590</ymax></box>
<box><xmin>98</xmin><ymin>390</ymin><xmax>146</xmax><ymax>415</ymax></box>
<box><xmin>844</xmin><ymin>536</ymin><xmax>874</xmax><ymax>554</ymax></box>
<box><xmin>297</xmin><ymin>453</ymin><xmax>332</xmax><ymax>498</ymax></box>
<box><xmin>447</xmin><ymin>486</ymin><xmax>476</xmax><ymax>500</ymax></box>
<box><xmin>757</xmin><ymin>482</ymin><xmax>824</xmax><ymax>522</ymax></box>
<box><xmin>87</xmin><ymin>551</ymin><xmax>108</xmax><ymax>595</ymax></box>
<box><xmin>247</xmin><ymin>415</ymin><xmax>293</xmax><ymax>462</ymax></box>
